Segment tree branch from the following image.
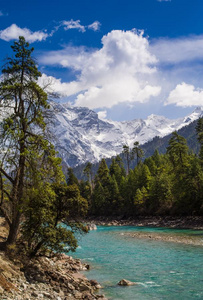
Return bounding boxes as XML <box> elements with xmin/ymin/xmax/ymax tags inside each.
<box><xmin>0</xmin><ymin>167</ymin><xmax>14</xmax><ymax>184</ymax></box>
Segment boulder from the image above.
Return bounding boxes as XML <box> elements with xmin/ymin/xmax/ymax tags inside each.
<box><xmin>88</xmin><ymin>224</ymin><xmax>97</xmax><ymax>230</ymax></box>
<box><xmin>118</xmin><ymin>279</ymin><xmax>137</xmax><ymax>286</ymax></box>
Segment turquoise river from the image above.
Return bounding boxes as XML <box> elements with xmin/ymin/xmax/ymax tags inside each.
<box><xmin>70</xmin><ymin>226</ymin><xmax>203</xmax><ymax>300</ymax></box>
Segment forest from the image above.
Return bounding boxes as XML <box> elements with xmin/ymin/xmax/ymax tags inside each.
<box><xmin>70</xmin><ymin>126</ymin><xmax>203</xmax><ymax>217</ymax></box>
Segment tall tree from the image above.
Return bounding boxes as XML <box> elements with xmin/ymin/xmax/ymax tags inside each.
<box><xmin>166</xmin><ymin>131</ymin><xmax>189</xmax><ymax>170</ymax></box>
<box><xmin>132</xmin><ymin>141</ymin><xmax>144</xmax><ymax>166</ymax></box>
<box><xmin>196</xmin><ymin>118</ymin><xmax>203</xmax><ymax>163</ymax></box>
<box><xmin>67</xmin><ymin>167</ymin><xmax>79</xmax><ymax>186</ymax></box>
<box><xmin>0</xmin><ymin>37</ymin><xmax>87</xmax><ymax>253</ymax></box>
<box><xmin>83</xmin><ymin>162</ymin><xmax>93</xmax><ymax>190</ymax></box>
<box><xmin>122</xmin><ymin>144</ymin><xmax>130</xmax><ymax>174</ymax></box>
<box><xmin>0</xmin><ymin>37</ymin><xmax>52</xmax><ymax>247</ymax></box>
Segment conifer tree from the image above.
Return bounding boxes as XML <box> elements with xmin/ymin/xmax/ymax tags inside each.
<box><xmin>0</xmin><ymin>37</ymin><xmax>88</xmax><ymax>254</ymax></box>
<box><xmin>122</xmin><ymin>144</ymin><xmax>131</xmax><ymax>174</ymax></box>
<box><xmin>196</xmin><ymin>118</ymin><xmax>203</xmax><ymax>163</ymax></box>
<box><xmin>167</xmin><ymin>131</ymin><xmax>189</xmax><ymax>170</ymax></box>
<box><xmin>132</xmin><ymin>141</ymin><xmax>144</xmax><ymax>166</ymax></box>
<box><xmin>0</xmin><ymin>37</ymin><xmax>52</xmax><ymax>247</ymax></box>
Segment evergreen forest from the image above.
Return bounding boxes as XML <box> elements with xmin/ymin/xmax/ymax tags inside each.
<box><xmin>71</xmin><ymin>128</ymin><xmax>203</xmax><ymax>217</ymax></box>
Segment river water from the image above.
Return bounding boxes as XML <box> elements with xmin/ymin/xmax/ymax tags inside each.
<box><xmin>71</xmin><ymin>226</ymin><xmax>203</xmax><ymax>300</ymax></box>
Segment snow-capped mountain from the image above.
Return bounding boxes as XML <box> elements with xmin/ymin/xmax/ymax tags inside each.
<box><xmin>50</xmin><ymin>103</ymin><xmax>203</xmax><ymax>167</ymax></box>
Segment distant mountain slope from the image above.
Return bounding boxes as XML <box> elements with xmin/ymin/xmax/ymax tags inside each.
<box><xmin>50</xmin><ymin>102</ymin><xmax>203</xmax><ymax>168</ymax></box>
<box><xmin>142</xmin><ymin>118</ymin><xmax>200</xmax><ymax>158</ymax></box>
<box><xmin>73</xmin><ymin>119</ymin><xmax>201</xmax><ymax>180</ymax></box>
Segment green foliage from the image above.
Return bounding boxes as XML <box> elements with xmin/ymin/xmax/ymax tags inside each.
<box><xmin>167</xmin><ymin>132</ymin><xmax>189</xmax><ymax>170</ymax></box>
<box><xmin>0</xmin><ymin>37</ymin><xmax>88</xmax><ymax>255</ymax></box>
<box><xmin>21</xmin><ymin>182</ymin><xmax>88</xmax><ymax>257</ymax></box>
<box><xmin>196</xmin><ymin>118</ymin><xmax>203</xmax><ymax>163</ymax></box>
<box><xmin>67</xmin><ymin>168</ymin><xmax>79</xmax><ymax>186</ymax></box>
<box><xmin>131</xmin><ymin>141</ymin><xmax>144</xmax><ymax>165</ymax></box>
<box><xmin>85</xmin><ymin>129</ymin><xmax>203</xmax><ymax>217</ymax></box>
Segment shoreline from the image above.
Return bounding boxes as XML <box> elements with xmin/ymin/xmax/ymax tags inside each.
<box><xmin>86</xmin><ymin>216</ymin><xmax>203</xmax><ymax>247</ymax></box>
<box><xmin>0</xmin><ymin>217</ymin><xmax>107</xmax><ymax>300</ymax></box>
<box><xmin>0</xmin><ymin>251</ymin><xmax>108</xmax><ymax>300</ymax></box>
<box><xmin>86</xmin><ymin>215</ymin><xmax>203</xmax><ymax>230</ymax></box>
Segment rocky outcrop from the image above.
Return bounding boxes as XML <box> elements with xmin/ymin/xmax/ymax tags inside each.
<box><xmin>0</xmin><ymin>252</ymin><xmax>107</xmax><ymax>300</ymax></box>
<box><xmin>118</xmin><ymin>279</ymin><xmax>137</xmax><ymax>286</ymax></box>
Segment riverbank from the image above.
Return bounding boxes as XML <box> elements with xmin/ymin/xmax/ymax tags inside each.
<box><xmin>0</xmin><ymin>217</ymin><xmax>107</xmax><ymax>300</ymax></box>
<box><xmin>86</xmin><ymin>216</ymin><xmax>203</xmax><ymax>246</ymax></box>
<box><xmin>0</xmin><ymin>251</ymin><xmax>109</xmax><ymax>300</ymax></box>
<box><xmin>87</xmin><ymin>215</ymin><xmax>203</xmax><ymax>229</ymax></box>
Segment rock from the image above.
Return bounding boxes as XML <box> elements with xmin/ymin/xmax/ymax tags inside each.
<box><xmin>79</xmin><ymin>282</ymin><xmax>92</xmax><ymax>292</ymax></box>
<box><xmin>118</xmin><ymin>279</ymin><xmax>137</xmax><ymax>286</ymax></box>
<box><xmin>73</xmin><ymin>290</ymin><xmax>83</xmax><ymax>299</ymax></box>
<box><xmin>32</xmin><ymin>290</ymin><xmax>40</xmax><ymax>297</ymax></box>
<box><xmin>88</xmin><ymin>223</ymin><xmax>97</xmax><ymax>230</ymax></box>
<box><xmin>0</xmin><ymin>286</ymin><xmax>4</xmax><ymax>294</ymax></box>
<box><xmin>43</xmin><ymin>291</ymin><xmax>52</xmax><ymax>298</ymax></box>
<box><xmin>97</xmin><ymin>295</ymin><xmax>108</xmax><ymax>300</ymax></box>
<box><xmin>90</xmin><ymin>279</ymin><xmax>102</xmax><ymax>289</ymax></box>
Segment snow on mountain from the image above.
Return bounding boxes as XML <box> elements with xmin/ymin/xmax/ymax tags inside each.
<box><xmin>50</xmin><ymin>103</ymin><xmax>203</xmax><ymax>167</ymax></box>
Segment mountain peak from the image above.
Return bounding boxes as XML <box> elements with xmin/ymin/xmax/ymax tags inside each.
<box><xmin>50</xmin><ymin>104</ymin><xmax>202</xmax><ymax>167</ymax></box>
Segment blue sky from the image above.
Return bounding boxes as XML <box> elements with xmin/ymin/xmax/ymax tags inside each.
<box><xmin>0</xmin><ymin>0</ymin><xmax>203</xmax><ymax>121</ymax></box>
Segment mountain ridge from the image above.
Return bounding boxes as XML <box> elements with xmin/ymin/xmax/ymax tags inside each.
<box><xmin>50</xmin><ymin>102</ymin><xmax>203</xmax><ymax>168</ymax></box>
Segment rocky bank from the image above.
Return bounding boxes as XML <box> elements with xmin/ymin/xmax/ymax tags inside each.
<box><xmin>0</xmin><ymin>217</ymin><xmax>107</xmax><ymax>300</ymax></box>
<box><xmin>0</xmin><ymin>251</ymin><xmax>107</xmax><ymax>300</ymax></box>
<box><xmin>88</xmin><ymin>216</ymin><xmax>203</xmax><ymax>229</ymax></box>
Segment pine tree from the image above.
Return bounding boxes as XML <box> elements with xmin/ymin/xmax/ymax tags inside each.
<box><xmin>122</xmin><ymin>145</ymin><xmax>131</xmax><ymax>174</ymax></box>
<box><xmin>196</xmin><ymin>118</ymin><xmax>203</xmax><ymax>163</ymax></box>
<box><xmin>167</xmin><ymin>131</ymin><xmax>189</xmax><ymax>170</ymax></box>
<box><xmin>131</xmin><ymin>141</ymin><xmax>144</xmax><ymax>166</ymax></box>
<box><xmin>67</xmin><ymin>168</ymin><xmax>79</xmax><ymax>186</ymax></box>
<box><xmin>0</xmin><ymin>37</ymin><xmax>88</xmax><ymax>254</ymax></box>
<box><xmin>0</xmin><ymin>37</ymin><xmax>51</xmax><ymax>247</ymax></box>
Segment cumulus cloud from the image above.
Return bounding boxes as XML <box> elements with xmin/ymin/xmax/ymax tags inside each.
<box><xmin>165</xmin><ymin>82</ymin><xmax>203</xmax><ymax>107</ymax></box>
<box><xmin>151</xmin><ymin>35</ymin><xmax>203</xmax><ymax>65</ymax></box>
<box><xmin>157</xmin><ymin>0</ymin><xmax>171</xmax><ymax>2</ymax></box>
<box><xmin>88</xmin><ymin>21</ymin><xmax>101</xmax><ymax>31</ymax></box>
<box><xmin>38</xmin><ymin>73</ymin><xmax>82</xmax><ymax>96</ymax></box>
<box><xmin>39</xmin><ymin>30</ymin><xmax>161</xmax><ymax>109</ymax></box>
<box><xmin>0</xmin><ymin>24</ymin><xmax>48</xmax><ymax>42</ymax></box>
<box><xmin>97</xmin><ymin>110</ymin><xmax>107</xmax><ymax>119</ymax></box>
<box><xmin>63</xmin><ymin>19</ymin><xmax>86</xmax><ymax>32</ymax></box>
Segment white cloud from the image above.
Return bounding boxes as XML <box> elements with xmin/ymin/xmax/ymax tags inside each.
<box><xmin>0</xmin><ymin>11</ymin><xmax>3</xmax><ymax>16</ymax></box>
<box><xmin>0</xmin><ymin>24</ymin><xmax>48</xmax><ymax>42</ymax></box>
<box><xmin>151</xmin><ymin>35</ymin><xmax>203</xmax><ymax>64</ymax></box>
<box><xmin>62</xmin><ymin>19</ymin><xmax>101</xmax><ymax>33</ymax></box>
<box><xmin>39</xmin><ymin>30</ymin><xmax>161</xmax><ymax>109</ymax></box>
<box><xmin>63</xmin><ymin>20</ymin><xmax>86</xmax><ymax>32</ymax></box>
<box><xmin>165</xmin><ymin>82</ymin><xmax>203</xmax><ymax>107</ymax></box>
<box><xmin>88</xmin><ymin>21</ymin><xmax>101</xmax><ymax>31</ymax></box>
<box><xmin>38</xmin><ymin>73</ymin><xmax>81</xmax><ymax>96</ymax></box>
<box><xmin>157</xmin><ymin>0</ymin><xmax>171</xmax><ymax>2</ymax></box>
<box><xmin>97</xmin><ymin>110</ymin><xmax>107</xmax><ymax>119</ymax></box>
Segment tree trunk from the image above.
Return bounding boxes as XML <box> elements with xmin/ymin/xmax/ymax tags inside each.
<box><xmin>6</xmin><ymin>211</ymin><xmax>21</xmax><ymax>245</ymax></box>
